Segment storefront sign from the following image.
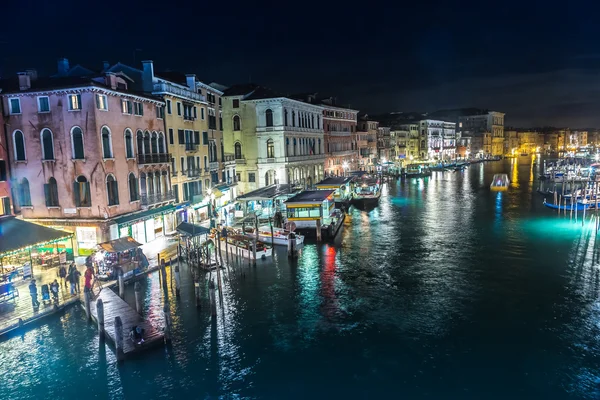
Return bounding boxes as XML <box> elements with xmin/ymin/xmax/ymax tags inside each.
<box><xmin>23</xmin><ymin>262</ymin><xmax>32</xmax><ymax>279</ymax></box>
<box><xmin>59</xmin><ymin>252</ymin><xmax>67</xmax><ymax>264</ymax></box>
<box><xmin>76</xmin><ymin>227</ymin><xmax>97</xmax><ymax>255</ymax></box>
<box><xmin>63</xmin><ymin>208</ymin><xmax>77</xmax><ymax>214</ymax></box>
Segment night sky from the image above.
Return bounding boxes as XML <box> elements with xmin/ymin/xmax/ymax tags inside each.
<box><xmin>2</xmin><ymin>0</ymin><xmax>599</xmax><ymax>128</ymax></box>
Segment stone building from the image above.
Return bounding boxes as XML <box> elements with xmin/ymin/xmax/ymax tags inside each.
<box><xmin>0</xmin><ymin>109</ymin><xmax>11</xmax><ymax>216</ymax></box>
<box><xmin>356</xmin><ymin>117</ymin><xmax>379</xmax><ymax>170</ymax></box>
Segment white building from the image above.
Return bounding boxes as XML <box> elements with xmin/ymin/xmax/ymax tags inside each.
<box><xmin>221</xmin><ymin>85</ymin><xmax>326</xmax><ymax>194</ymax></box>
<box><xmin>419</xmin><ymin>119</ymin><xmax>456</xmax><ymax>160</ymax></box>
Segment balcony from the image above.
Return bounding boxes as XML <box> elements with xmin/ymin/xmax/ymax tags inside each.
<box><xmin>137</xmin><ymin>153</ymin><xmax>171</xmax><ymax>164</ymax></box>
<box><xmin>185</xmin><ymin>142</ymin><xmax>197</xmax><ymax>151</ymax></box>
<box><xmin>141</xmin><ymin>190</ymin><xmax>175</xmax><ymax>206</ymax></box>
<box><xmin>153</xmin><ymin>82</ymin><xmax>206</xmax><ymax>102</ymax></box>
<box><xmin>209</xmin><ymin>161</ymin><xmax>219</xmax><ymax>171</ymax></box>
<box><xmin>330</xmin><ymin>149</ymin><xmax>357</xmax><ymax>157</ymax></box>
<box><xmin>183</xmin><ymin>115</ymin><xmax>195</xmax><ymax>121</ymax></box>
<box><xmin>235</xmin><ymin>158</ymin><xmax>246</xmax><ymax>165</ymax></box>
<box><xmin>187</xmin><ymin>169</ymin><xmax>201</xmax><ymax>177</ymax></box>
<box><xmin>285</xmin><ymin>154</ymin><xmax>326</xmax><ymax>163</ymax></box>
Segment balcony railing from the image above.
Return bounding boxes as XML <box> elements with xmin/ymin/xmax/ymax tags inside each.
<box><xmin>183</xmin><ymin>115</ymin><xmax>195</xmax><ymax>121</ymax></box>
<box><xmin>187</xmin><ymin>169</ymin><xmax>201</xmax><ymax>177</ymax></box>
<box><xmin>185</xmin><ymin>142</ymin><xmax>197</xmax><ymax>151</ymax></box>
<box><xmin>153</xmin><ymin>82</ymin><xmax>206</xmax><ymax>102</ymax></box>
<box><xmin>137</xmin><ymin>153</ymin><xmax>171</xmax><ymax>164</ymax></box>
<box><xmin>209</xmin><ymin>161</ymin><xmax>219</xmax><ymax>171</ymax></box>
<box><xmin>141</xmin><ymin>190</ymin><xmax>175</xmax><ymax>206</ymax></box>
<box><xmin>235</xmin><ymin>158</ymin><xmax>246</xmax><ymax>165</ymax></box>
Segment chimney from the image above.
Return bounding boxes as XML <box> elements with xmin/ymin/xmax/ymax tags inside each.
<box><xmin>105</xmin><ymin>72</ymin><xmax>117</xmax><ymax>90</ymax></box>
<box><xmin>102</xmin><ymin>61</ymin><xmax>110</xmax><ymax>71</ymax></box>
<box><xmin>25</xmin><ymin>69</ymin><xmax>38</xmax><ymax>81</ymax></box>
<box><xmin>18</xmin><ymin>72</ymin><xmax>31</xmax><ymax>90</ymax></box>
<box><xmin>57</xmin><ymin>58</ymin><xmax>70</xmax><ymax>76</ymax></box>
<box><xmin>141</xmin><ymin>60</ymin><xmax>154</xmax><ymax>93</ymax></box>
<box><xmin>186</xmin><ymin>74</ymin><xmax>196</xmax><ymax>91</ymax></box>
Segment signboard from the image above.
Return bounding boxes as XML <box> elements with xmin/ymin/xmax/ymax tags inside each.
<box><xmin>235</xmin><ymin>210</ymin><xmax>244</xmax><ymax>218</ymax></box>
<box><xmin>23</xmin><ymin>262</ymin><xmax>32</xmax><ymax>279</ymax></box>
<box><xmin>63</xmin><ymin>208</ymin><xmax>77</xmax><ymax>214</ymax></box>
<box><xmin>59</xmin><ymin>251</ymin><xmax>67</xmax><ymax>264</ymax></box>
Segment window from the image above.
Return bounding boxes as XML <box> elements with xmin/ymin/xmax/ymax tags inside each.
<box><xmin>233</xmin><ymin>99</ymin><xmax>240</xmax><ymax>108</ymax></box>
<box><xmin>71</xmin><ymin>127</ymin><xmax>85</xmax><ymax>159</ymax></box>
<box><xmin>156</xmin><ymin>105</ymin><xmax>164</xmax><ymax>119</ymax></box>
<box><xmin>203</xmin><ymin>131</ymin><xmax>209</xmax><ymax>145</ymax></box>
<box><xmin>106</xmin><ymin>175</ymin><xmax>119</xmax><ymax>206</ymax></box>
<box><xmin>0</xmin><ymin>161</ymin><xmax>6</xmax><ymax>181</ymax></box>
<box><xmin>101</xmin><ymin>126</ymin><xmax>112</xmax><ymax>158</ymax></box>
<box><xmin>267</xmin><ymin>139</ymin><xmax>275</xmax><ymax>158</ymax></box>
<box><xmin>41</xmin><ymin>129</ymin><xmax>54</xmax><ymax>160</ymax></box>
<box><xmin>74</xmin><ymin>176</ymin><xmax>91</xmax><ymax>207</ymax></box>
<box><xmin>151</xmin><ymin>132</ymin><xmax>158</xmax><ymax>154</ymax></box>
<box><xmin>121</xmin><ymin>99</ymin><xmax>132</xmax><ymax>114</ymax></box>
<box><xmin>194</xmin><ymin>131</ymin><xmax>200</xmax><ymax>144</ymax></box>
<box><xmin>234</xmin><ymin>142</ymin><xmax>242</xmax><ymax>159</ymax></box>
<box><xmin>158</xmin><ymin>133</ymin><xmax>165</xmax><ymax>153</ymax></box>
<box><xmin>134</xmin><ymin>102</ymin><xmax>144</xmax><ymax>116</ymax></box>
<box><xmin>284</xmin><ymin>110</ymin><xmax>288</xmax><ymax>126</ymax></box>
<box><xmin>233</xmin><ymin>115</ymin><xmax>241</xmax><ymax>131</ymax></box>
<box><xmin>204</xmin><ymin>156</ymin><xmax>208</xmax><ymax>170</ymax></box>
<box><xmin>125</xmin><ymin>129</ymin><xmax>134</xmax><ymax>158</ymax></box>
<box><xmin>208</xmin><ymin>109</ymin><xmax>216</xmax><ymax>129</ymax></box>
<box><xmin>136</xmin><ymin>130</ymin><xmax>144</xmax><ymax>155</ymax></box>
<box><xmin>201</xmin><ymin>108</ymin><xmax>205</xmax><ymax>120</ymax></box>
<box><xmin>292</xmin><ymin>111</ymin><xmax>296</xmax><ymax>127</ymax></box>
<box><xmin>13</xmin><ymin>130</ymin><xmax>26</xmax><ymax>161</ymax></box>
<box><xmin>166</xmin><ymin>100</ymin><xmax>172</xmax><ymax>114</ymax></box>
<box><xmin>96</xmin><ymin>94</ymin><xmax>108</xmax><ymax>111</ymax></box>
<box><xmin>193</xmin><ymin>106</ymin><xmax>197</xmax><ymax>119</ymax></box>
<box><xmin>9</xmin><ymin>98</ymin><xmax>21</xmax><ymax>114</ymax></box>
<box><xmin>265</xmin><ymin>109</ymin><xmax>273</xmax><ymax>127</ymax></box>
<box><xmin>177</xmin><ymin>102</ymin><xmax>182</xmax><ymax>116</ymax></box>
<box><xmin>180</xmin><ymin>157</ymin><xmax>185</xmax><ymax>173</ymax></box>
<box><xmin>219</xmin><ymin>111</ymin><xmax>223</xmax><ymax>130</ymax></box>
<box><xmin>20</xmin><ymin>178</ymin><xmax>31</xmax><ymax>206</ymax></box>
<box><xmin>128</xmin><ymin>173</ymin><xmax>139</xmax><ymax>202</ymax></box>
<box><xmin>37</xmin><ymin>96</ymin><xmax>50</xmax><ymax>113</ymax></box>
<box><xmin>0</xmin><ymin>196</ymin><xmax>10</xmax><ymax>216</ymax></box>
<box><xmin>44</xmin><ymin>177</ymin><xmax>59</xmax><ymax>207</ymax></box>
<box><xmin>248</xmin><ymin>172</ymin><xmax>256</xmax><ymax>183</ymax></box>
<box><xmin>68</xmin><ymin>94</ymin><xmax>81</xmax><ymax>111</ymax></box>
<box><xmin>143</xmin><ymin>131</ymin><xmax>151</xmax><ymax>154</ymax></box>
<box><xmin>169</xmin><ymin>129</ymin><xmax>174</xmax><ymax>145</ymax></box>
<box><xmin>178</xmin><ymin>129</ymin><xmax>185</xmax><ymax>144</ymax></box>
<box><xmin>236</xmin><ymin>173</ymin><xmax>241</xmax><ymax>182</ymax></box>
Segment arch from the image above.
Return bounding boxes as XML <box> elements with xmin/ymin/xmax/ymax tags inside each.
<box><xmin>265</xmin><ymin>109</ymin><xmax>273</xmax><ymax>127</ymax></box>
<box><xmin>151</xmin><ymin>131</ymin><xmax>158</xmax><ymax>154</ymax></box>
<box><xmin>233</xmin><ymin>115</ymin><xmax>241</xmax><ymax>131</ymax></box>
<box><xmin>266</xmin><ymin>138</ymin><xmax>275</xmax><ymax>158</ymax></box>
<box><xmin>234</xmin><ymin>142</ymin><xmax>242</xmax><ymax>159</ymax></box>
<box><xmin>128</xmin><ymin>172</ymin><xmax>139</xmax><ymax>201</ymax></box>
<box><xmin>124</xmin><ymin>129</ymin><xmax>134</xmax><ymax>158</ymax></box>
<box><xmin>158</xmin><ymin>132</ymin><xmax>165</xmax><ymax>153</ymax></box>
<box><xmin>143</xmin><ymin>131</ymin><xmax>151</xmax><ymax>155</ymax></box>
<box><xmin>136</xmin><ymin>130</ymin><xmax>144</xmax><ymax>156</ymax></box>
<box><xmin>41</xmin><ymin>128</ymin><xmax>54</xmax><ymax>160</ymax></box>
<box><xmin>20</xmin><ymin>178</ymin><xmax>31</xmax><ymax>206</ymax></box>
<box><xmin>284</xmin><ymin>109</ymin><xmax>288</xmax><ymax>126</ymax></box>
<box><xmin>74</xmin><ymin>175</ymin><xmax>91</xmax><ymax>207</ymax></box>
<box><xmin>154</xmin><ymin>170</ymin><xmax>162</xmax><ymax>195</ymax></box>
<box><xmin>147</xmin><ymin>171</ymin><xmax>155</xmax><ymax>194</ymax></box>
<box><xmin>71</xmin><ymin>126</ymin><xmax>85</xmax><ymax>159</ymax></box>
<box><xmin>139</xmin><ymin>172</ymin><xmax>147</xmax><ymax>197</ymax></box>
<box><xmin>101</xmin><ymin>126</ymin><xmax>113</xmax><ymax>158</ymax></box>
<box><xmin>293</xmin><ymin>138</ymin><xmax>297</xmax><ymax>156</ymax></box>
<box><xmin>292</xmin><ymin>111</ymin><xmax>296</xmax><ymax>127</ymax></box>
<box><xmin>46</xmin><ymin>177</ymin><xmax>59</xmax><ymax>206</ymax></box>
<box><xmin>13</xmin><ymin>130</ymin><xmax>26</xmax><ymax>161</ymax></box>
<box><xmin>161</xmin><ymin>170</ymin><xmax>169</xmax><ymax>193</ymax></box>
<box><xmin>106</xmin><ymin>173</ymin><xmax>119</xmax><ymax>205</ymax></box>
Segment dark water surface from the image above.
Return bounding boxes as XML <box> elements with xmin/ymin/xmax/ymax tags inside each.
<box><xmin>2</xmin><ymin>159</ymin><xmax>600</xmax><ymax>399</ymax></box>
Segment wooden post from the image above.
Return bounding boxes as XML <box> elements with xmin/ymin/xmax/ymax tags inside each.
<box><xmin>96</xmin><ymin>298</ymin><xmax>105</xmax><ymax>340</ymax></box>
<box><xmin>270</xmin><ymin>218</ymin><xmax>275</xmax><ymax>247</ymax></box>
<box><xmin>169</xmin><ymin>258</ymin><xmax>174</xmax><ymax>292</ymax></box>
<box><xmin>84</xmin><ymin>289</ymin><xmax>92</xmax><ymax>320</ymax></box>
<box><xmin>225</xmin><ymin>232</ymin><xmax>230</xmax><ymax>266</ymax></box>
<box><xmin>114</xmin><ymin>316</ymin><xmax>124</xmax><ymax>362</ymax></box>
<box><xmin>161</xmin><ymin>260</ymin><xmax>168</xmax><ymax>299</ymax></box>
<box><xmin>253</xmin><ymin>216</ymin><xmax>258</xmax><ymax>266</ymax></box>
<box><xmin>316</xmin><ymin>219</ymin><xmax>322</xmax><ymax>242</ymax></box>
<box><xmin>163</xmin><ymin>301</ymin><xmax>172</xmax><ymax>344</ymax></box>
<box><xmin>174</xmin><ymin>263</ymin><xmax>181</xmax><ymax>297</ymax></box>
<box><xmin>217</xmin><ymin>230</ymin><xmax>224</xmax><ymax>265</ymax></box>
<box><xmin>118</xmin><ymin>270</ymin><xmax>125</xmax><ymax>299</ymax></box>
<box><xmin>209</xmin><ymin>280</ymin><xmax>217</xmax><ymax>317</ymax></box>
<box><xmin>134</xmin><ymin>281</ymin><xmax>142</xmax><ymax>314</ymax></box>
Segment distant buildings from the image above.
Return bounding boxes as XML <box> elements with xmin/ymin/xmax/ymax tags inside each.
<box><xmin>356</xmin><ymin>117</ymin><xmax>379</xmax><ymax>170</ymax></box>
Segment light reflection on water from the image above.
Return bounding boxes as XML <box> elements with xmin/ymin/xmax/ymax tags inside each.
<box><xmin>1</xmin><ymin>160</ymin><xmax>600</xmax><ymax>399</ymax></box>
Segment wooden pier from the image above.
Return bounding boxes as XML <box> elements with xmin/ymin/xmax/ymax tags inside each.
<box><xmin>89</xmin><ymin>288</ymin><xmax>164</xmax><ymax>358</ymax></box>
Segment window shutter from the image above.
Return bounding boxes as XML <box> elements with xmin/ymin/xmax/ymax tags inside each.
<box><xmin>85</xmin><ymin>183</ymin><xmax>91</xmax><ymax>206</ymax></box>
<box><xmin>128</xmin><ymin>101</ymin><xmax>133</xmax><ymax>114</ymax></box>
<box><xmin>193</xmin><ymin>107</ymin><xmax>197</xmax><ymax>119</ymax></box>
<box><xmin>1</xmin><ymin>197</ymin><xmax>10</xmax><ymax>215</ymax></box>
<box><xmin>194</xmin><ymin>131</ymin><xmax>200</xmax><ymax>144</ymax></box>
<box><xmin>44</xmin><ymin>184</ymin><xmax>50</xmax><ymax>206</ymax></box>
<box><xmin>73</xmin><ymin>182</ymin><xmax>80</xmax><ymax>207</ymax></box>
<box><xmin>178</xmin><ymin>129</ymin><xmax>184</xmax><ymax>144</ymax></box>
<box><xmin>112</xmin><ymin>181</ymin><xmax>119</xmax><ymax>205</ymax></box>
<box><xmin>169</xmin><ymin>129</ymin><xmax>174</xmax><ymax>145</ymax></box>
<box><xmin>95</xmin><ymin>94</ymin><xmax>100</xmax><ymax>109</ymax></box>
<box><xmin>139</xmin><ymin>103</ymin><xmax>144</xmax><ymax>116</ymax></box>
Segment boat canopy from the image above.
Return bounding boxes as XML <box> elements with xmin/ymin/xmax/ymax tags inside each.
<box><xmin>285</xmin><ymin>190</ymin><xmax>335</xmax><ymax>207</ymax></box>
<box><xmin>176</xmin><ymin>222</ymin><xmax>211</xmax><ymax>237</ymax></box>
<box><xmin>97</xmin><ymin>237</ymin><xmax>142</xmax><ymax>253</ymax></box>
<box><xmin>237</xmin><ymin>184</ymin><xmax>300</xmax><ymax>201</ymax></box>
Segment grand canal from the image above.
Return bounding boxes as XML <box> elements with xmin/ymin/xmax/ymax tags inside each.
<box><xmin>2</xmin><ymin>158</ymin><xmax>600</xmax><ymax>399</ymax></box>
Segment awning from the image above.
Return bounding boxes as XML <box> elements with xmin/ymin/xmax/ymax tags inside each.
<box><xmin>98</xmin><ymin>236</ymin><xmax>142</xmax><ymax>253</ymax></box>
<box><xmin>176</xmin><ymin>201</ymin><xmax>190</xmax><ymax>210</ymax></box>
<box><xmin>0</xmin><ymin>216</ymin><xmax>73</xmax><ymax>258</ymax></box>
<box><xmin>212</xmin><ymin>188</ymin><xmax>223</xmax><ymax>198</ymax></box>
<box><xmin>176</xmin><ymin>222</ymin><xmax>211</xmax><ymax>237</ymax></box>
<box><xmin>113</xmin><ymin>204</ymin><xmax>176</xmax><ymax>227</ymax></box>
<box><xmin>215</xmin><ymin>184</ymin><xmax>230</xmax><ymax>192</ymax></box>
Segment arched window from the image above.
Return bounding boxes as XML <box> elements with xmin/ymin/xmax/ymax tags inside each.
<box><xmin>293</xmin><ymin>138</ymin><xmax>297</xmax><ymax>156</ymax></box>
<box><xmin>20</xmin><ymin>178</ymin><xmax>31</xmax><ymax>206</ymax></box>
<box><xmin>136</xmin><ymin>130</ymin><xmax>144</xmax><ymax>155</ymax></box>
<box><xmin>318</xmin><ymin>138</ymin><xmax>321</xmax><ymax>154</ymax></box>
<box><xmin>286</xmin><ymin>138</ymin><xmax>290</xmax><ymax>156</ymax></box>
<box><xmin>71</xmin><ymin>127</ymin><xmax>84</xmax><ymax>159</ymax></box>
<box><xmin>147</xmin><ymin>172</ymin><xmax>155</xmax><ymax>195</ymax></box>
<box><xmin>74</xmin><ymin>175</ymin><xmax>91</xmax><ymax>207</ymax></box>
<box><xmin>234</xmin><ymin>142</ymin><xmax>242</xmax><ymax>159</ymax></box>
<box><xmin>139</xmin><ymin>172</ymin><xmax>147</xmax><ymax>197</ymax></box>
<box><xmin>233</xmin><ymin>115</ymin><xmax>241</xmax><ymax>131</ymax></box>
<box><xmin>292</xmin><ymin>111</ymin><xmax>296</xmax><ymax>127</ymax></box>
<box><xmin>128</xmin><ymin>172</ymin><xmax>139</xmax><ymax>201</ymax></box>
<box><xmin>124</xmin><ymin>129</ymin><xmax>134</xmax><ymax>159</ymax></box>
<box><xmin>158</xmin><ymin>132</ymin><xmax>165</xmax><ymax>153</ymax></box>
<box><xmin>311</xmin><ymin>115</ymin><xmax>315</xmax><ymax>129</ymax></box>
<box><xmin>101</xmin><ymin>126</ymin><xmax>112</xmax><ymax>158</ymax></box>
<box><xmin>143</xmin><ymin>131</ymin><xmax>151</xmax><ymax>154</ymax></box>
<box><xmin>45</xmin><ymin>177</ymin><xmax>59</xmax><ymax>206</ymax></box>
<box><xmin>106</xmin><ymin>174</ymin><xmax>119</xmax><ymax>206</ymax></box>
<box><xmin>265</xmin><ymin>109</ymin><xmax>273</xmax><ymax>127</ymax></box>
<box><xmin>151</xmin><ymin>131</ymin><xmax>158</xmax><ymax>154</ymax></box>
<box><xmin>317</xmin><ymin>116</ymin><xmax>320</xmax><ymax>129</ymax></box>
<box><xmin>13</xmin><ymin>130</ymin><xmax>26</xmax><ymax>161</ymax></box>
<box><xmin>266</xmin><ymin>139</ymin><xmax>275</xmax><ymax>158</ymax></box>
<box><xmin>284</xmin><ymin>109</ymin><xmax>288</xmax><ymax>126</ymax></box>
<box><xmin>41</xmin><ymin>128</ymin><xmax>54</xmax><ymax>160</ymax></box>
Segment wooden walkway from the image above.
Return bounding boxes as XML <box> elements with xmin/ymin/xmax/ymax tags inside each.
<box><xmin>89</xmin><ymin>288</ymin><xmax>164</xmax><ymax>357</ymax></box>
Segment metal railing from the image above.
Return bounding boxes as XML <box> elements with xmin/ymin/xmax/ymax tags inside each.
<box><xmin>187</xmin><ymin>169</ymin><xmax>201</xmax><ymax>177</ymax></box>
<box><xmin>141</xmin><ymin>190</ymin><xmax>175</xmax><ymax>206</ymax></box>
<box><xmin>185</xmin><ymin>142</ymin><xmax>197</xmax><ymax>151</ymax></box>
<box><xmin>137</xmin><ymin>153</ymin><xmax>171</xmax><ymax>164</ymax></box>
<box><xmin>209</xmin><ymin>161</ymin><xmax>219</xmax><ymax>170</ymax></box>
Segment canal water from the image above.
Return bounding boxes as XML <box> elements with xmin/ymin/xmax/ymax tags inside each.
<box><xmin>2</xmin><ymin>158</ymin><xmax>600</xmax><ymax>399</ymax></box>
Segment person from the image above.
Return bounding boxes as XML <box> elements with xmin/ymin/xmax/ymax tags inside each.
<box><xmin>68</xmin><ymin>264</ymin><xmax>77</xmax><ymax>295</ymax></box>
<box><xmin>73</xmin><ymin>268</ymin><xmax>81</xmax><ymax>294</ymax></box>
<box><xmin>130</xmin><ymin>326</ymin><xmax>145</xmax><ymax>344</ymax></box>
<box><xmin>58</xmin><ymin>265</ymin><xmax>67</xmax><ymax>288</ymax></box>
<box><xmin>50</xmin><ymin>279</ymin><xmax>59</xmax><ymax>304</ymax></box>
<box><xmin>29</xmin><ymin>280</ymin><xmax>39</xmax><ymax>308</ymax></box>
<box><xmin>84</xmin><ymin>265</ymin><xmax>94</xmax><ymax>294</ymax></box>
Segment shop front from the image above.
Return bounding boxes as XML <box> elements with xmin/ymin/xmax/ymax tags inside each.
<box><xmin>112</xmin><ymin>204</ymin><xmax>176</xmax><ymax>245</ymax></box>
<box><xmin>93</xmin><ymin>237</ymin><xmax>149</xmax><ymax>281</ymax></box>
<box><xmin>235</xmin><ymin>184</ymin><xmax>301</xmax><ymax>221</ymax></box>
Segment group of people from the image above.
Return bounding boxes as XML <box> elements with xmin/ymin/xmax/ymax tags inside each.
<box><xmin>58</xmin><ymin>263</ymin><xmax>82</xmax><ymax>295</ymax></box>
<box><xmin>28</xmin><ymin>263</ymin><xmax>96</xmax><ymax>309</ymax></box>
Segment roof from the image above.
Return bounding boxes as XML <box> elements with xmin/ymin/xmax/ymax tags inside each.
<box><xmin>176</xmin><ymin>222</ymin><xmax>211</xmax><ymax>237</ymax></box>
<box><xmin>237</xmin><ymin>184</ymin><xmax>300</xmax><ymax>201</ymax></box>
<box><xmin>222</xmin><ymin>83</ymin><xmax>259</xmax><ymax>96</ymax></box>
<box><xmin>0</xmin><ymin>216</ymin><xmax>73</xmax><ymax>257</ymax></box>
<box><xmin>97</xmin><ymin>236</ymin><xmax>142</xmax><ymax>253</ymax></box>
<box><xmin>316</xmin><ymin>177</ymin><xmax>353</xmax><ymax>186</ymax></box>
<box><xmin>112</xmin><ymin>204</ymin><xmax>176</xmax><ymax>227</ymax></box>
<box><xmin>285</xmin><ymin>190</ymin><xmax>335</xmax><ymax>204</ymax></box>
<box><xmin>244</xmin><ymin>86</ymin><xmax>286</xmax><ymax>100</ymax></box>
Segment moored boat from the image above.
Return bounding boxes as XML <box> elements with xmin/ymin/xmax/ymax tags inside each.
<box><xmin>351</xmin><ymin>177</ymin><xmax>381</xmax><ymax>209</ymax></box>
<box><xmin>218</xmin><ymin>233</ymin><xmax>273</xmax><ymax>259</ymax></box>
<box><xmin>243</xmin><ymin>225</ymin><xmax>305</xmax><ymax>246</ymax></box>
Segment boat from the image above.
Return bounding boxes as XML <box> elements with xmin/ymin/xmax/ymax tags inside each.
<box><xmin>490</xmin><ymin>174</ymin><xmax>510</xmax><ymax>191</ymax></box>
<box><xmin>284</xmin><ymin>190</ymin><xmax>345</xmax><ymax>240</ymax></box>
<box><xmin>219</xmin><ymin>233</ymin><xmax>273</xmax><ymax>260</ymax></box>
<box><xmin>542</xmin><ymin>199</ymin><xmax>594</xmax><ymax>212</ymax></box>
<box><xmin>243</xmin><ymin>225</ymin><xmax>305</xmax><ymax>246</ymax></box>
<box><xmin>351</xmin><ymin>176</ymin><xmax>381</xmax><ymax>209</ymax></box>
<box><xmin>403</xmin><ymin>164</ymin><xmax>431</xmax><ymax>178</ymax></box>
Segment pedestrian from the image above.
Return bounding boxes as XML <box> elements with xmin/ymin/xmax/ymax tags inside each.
<box><xmin>74</xmin><ymin>267</ymin><xmax>81</xmax><ymax>294</ymax></box>
<box><xmin>68</xmin><ymin>265</ymin><xmax>76</xmax><ymax>296</ymax></box>
<box><xmin>50</xmin><ymin>279</ymin><xmax>59</xmax><ymax>304</ymax></box>
<box><xmin>84</xmin><ymin>265</ymin><xmax>94</xmax><ymax>294</ymax></box>
<box><xmin>29</xmin><ymin>280</ymin><xmax>39</xmax><ymax>308</ymax></box>
<box><xmin>58</xmin><ymin>264</ymin><xmax>67</xmax><ymax>287</ymax></box>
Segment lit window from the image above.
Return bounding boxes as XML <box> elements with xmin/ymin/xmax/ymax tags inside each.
<box><xmin>37</xmin><ymin>96</ymin><xmax>50</xmax><ymax>113</ymax></box>
<box><xmin>96</xmin><ymin>94</ymin><xmax>108</xmax><ymax>111</ymax></box>
<box><xmin>121</xmin><ymin>99</ymin><xmax>132</xmax><ymax>114</ymax></box>
<box><xmin>68</xmin><ymin>94</ymin><xmax>82</xmax><ymax>111</ymax></box>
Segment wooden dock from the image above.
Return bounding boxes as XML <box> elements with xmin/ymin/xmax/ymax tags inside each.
<box><xmin>89</xmin><ymin>288</ymin><xmax>164</xmax><ymax>358</ymax></box>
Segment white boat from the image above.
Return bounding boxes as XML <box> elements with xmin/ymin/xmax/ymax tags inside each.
<box><xmin>220</xmin><ymin>234</ymin><xmax>272</xmax><ymax>260</ymax></box>
<box><xmin>244</xmin><ymin>226</ymin><xmax>304</xmax><ymax>246</ymax></box>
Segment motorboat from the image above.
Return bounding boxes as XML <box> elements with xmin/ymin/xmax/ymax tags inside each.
<box><xmin>243</xmin><ymin>225</ymin><xmax>304</xmax><ymax>246</ymax></box>
<box><xmin>220</xmin><ymin>233</ymin><xmax>272</xmax><ymax>260</ymax></box>
<box><xmin>351</xmin><ymin>177</ymin><xmax>381</xmax><ymax>209</ymax></box>
<box><xmin>403</xmin><ymin>164</ymin><xmax>431</xmax><ymax>178</ymax></box>
<box><xmin>490</xmin><ymin>174</ymin><xmax>510</xmax><ymax>191</ymax></box>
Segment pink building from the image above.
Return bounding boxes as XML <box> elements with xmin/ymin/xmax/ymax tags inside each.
<box><xmin>0</xmin><ymin>108</ymin><xmax>12</xmax><ymax>216</ymax></box>
<box><xmin>0</xmin><ymin>62</ymin><xmax>173</xmax><ymax>255</ymax></box>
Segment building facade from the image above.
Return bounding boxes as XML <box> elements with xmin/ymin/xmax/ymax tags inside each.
<box><xmin>321</xmin><ymin>103</ymin><xmax>358</xmax><ymax>176</ymax></box>
<box><xmin>419</xmin><ymin>119</ymin><xmax>456</xmax><ymax>160</ymax></box>
<box><xmin>221</xmin><ymin>85</ymin><xmax>325</xmax><ymax>193</ymax></box>
<box><xmin>0</xmin><ymin>107</ymin><xmax>11</xmax><ymax>216</ymax></box>
<box><xmin>458</xmin><ymin>111</ymin><xmax>505</xmax><ymax>157</ymax></box>
<box><xmin>356</xmin><ymin>118</ymin><xmax>378</xmax><ymax>170</ymax></box>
